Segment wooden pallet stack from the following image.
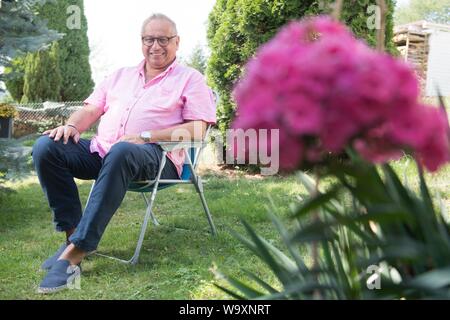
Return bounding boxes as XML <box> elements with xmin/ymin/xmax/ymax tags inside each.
<box><xmin>393</xmin><ymin>25</ymin><xmax>430</xmax><ymax>92</ymax></box>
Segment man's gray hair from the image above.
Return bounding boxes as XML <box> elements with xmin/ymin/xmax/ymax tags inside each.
<box><xmin>141</xmin><ymin>13</ymin><xmax>178</xmax><ymax>35</ymax></box>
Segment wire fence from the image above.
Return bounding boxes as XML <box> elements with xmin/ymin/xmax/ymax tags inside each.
<box><xmin>12</xmin><ymin>101</ymin><xmax>84</xmax><ymax>138</ymax></box>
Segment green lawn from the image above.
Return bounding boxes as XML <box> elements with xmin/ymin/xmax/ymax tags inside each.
<box><xmin>0</xmin><ymin>167</ymin><xmax>310</xmax><ymax>299</ymax></box>
<box><xmin>0</xmin><ymin>146</ymin><xmax>448</xmax><ymax>299</ymax></box>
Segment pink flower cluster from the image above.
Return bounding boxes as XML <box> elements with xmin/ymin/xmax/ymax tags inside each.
<box><xmin>232</xmin><ymin>16</ymin><xmax>450</xmax><ymax>172</ymax></box>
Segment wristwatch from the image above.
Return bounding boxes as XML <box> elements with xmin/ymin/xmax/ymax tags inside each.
<box><xmin>140</xmin><ymin>131</ymin><xmax>152</xmax><ymax>143</ymax></box>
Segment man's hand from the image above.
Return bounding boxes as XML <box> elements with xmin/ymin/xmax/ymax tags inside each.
<box><xmin>43</xmin><ymin>125</ymin><xmax>81</xmax><ymax>144</ymax></box>
<box><xmin>118</xmin><ymin>134</ymin><xmax>146</xmax><ymax>144</ymax></box>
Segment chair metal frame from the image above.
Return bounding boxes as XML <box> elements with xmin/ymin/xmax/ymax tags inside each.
<box><xmin>86</xmin><ymin>130</ymin><xmax>217</xmax><ymax>265</ymax></box>
<box><xmin>85</xmin><ymin>94</ymin><xmax>219</xmax><ymax>265</ymax></box>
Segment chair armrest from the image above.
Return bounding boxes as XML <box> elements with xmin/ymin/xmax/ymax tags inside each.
<box><xmin>156</xmin><ymin>141</ymin><xmax>207</xmax><ymax>152</ymax></box>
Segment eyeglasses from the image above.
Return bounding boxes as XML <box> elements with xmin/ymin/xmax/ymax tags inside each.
<box><xmin>141</xmin><ymin>35</ymin><xmax>177</xmax><ymax>47</ymax></box>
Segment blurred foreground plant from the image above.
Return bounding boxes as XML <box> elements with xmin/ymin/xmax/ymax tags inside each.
<box><xmin>217</xmin><ymin>16</ymin><xmax>450</xmax><ymax>299</ymax></box>
<box><xmin>215</xmin><ymin>158</ymin><xmax>450</xmax><ymax>299</ymax></box>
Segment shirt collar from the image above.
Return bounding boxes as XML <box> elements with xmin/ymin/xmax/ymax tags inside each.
<box><xmin>138</xmin><ymin>58</ymin><xmax>178</xmax><ymax>81</ymax></box>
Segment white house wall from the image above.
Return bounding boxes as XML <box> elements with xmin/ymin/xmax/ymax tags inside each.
<box><xmin>425</xmin><ymin>29</ymin><xmax>450</xmax><ymax>96</ymax></box>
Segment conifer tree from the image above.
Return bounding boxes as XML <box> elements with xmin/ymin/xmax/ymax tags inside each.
<box><xmin>39</xmin><ymin>0</ymin><xmax>94</xmax><ymax>101</ymax></box>
<box><xmin>21</xmin><ymin>43</ymin><xmax>62</xmax><ymax>103</ymax></box>
<box><xmin>4</xmin><ymin>0</ymin><xmax>94</xmax><ymax>102</ymax></box>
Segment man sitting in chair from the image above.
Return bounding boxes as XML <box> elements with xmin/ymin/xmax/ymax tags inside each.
<box><xmin>32</xmin><ymin>13</ymin><xmax>216</xmax><ymax>293</ymax></box>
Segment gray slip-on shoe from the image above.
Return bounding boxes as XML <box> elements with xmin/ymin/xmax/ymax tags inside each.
<box><xmin>40</xmin><ymin>243</ymin><xmax>68</xmax><ymax>271</ymax></box>
<box><xmin>37</xmin><ymin>259</ymin><xmax>81</xmax><ymax>294</ymax></box>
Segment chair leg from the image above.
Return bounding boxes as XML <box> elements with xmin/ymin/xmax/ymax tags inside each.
<box><xmin>86</xmin><ymin>182</ymin><xmax>136</xmax><ymax>264</ymax></box>
<box><xmin>93</xmin><ymin>152</ymin><xmax>168</xmax><ymax>265</ymax></box>
<box><xmin>195</xmin><ymin>177</ymin><xmax>217</xmax><ymax>236</ymax></box>
<box><xmin>128</xmin><ymin>155</ymin><xmax>167</xmax><ymax>265</ymax></box>
<box><xmin>141</xmin><ymin>193</ymin><xmax>160</xmax><ymax>226</ymax></box>
<box><xmin>89</xmin><ymin>192</ymin><xmax>158</xmax><ymax>265</ymax></box>
<box><xmin>128</xmin><ymin>194</ymin><xmax>157</xmax><ymax>265</ymax></box>
<box><xmin>85</xmin><ymin>182</ymin><xmax>96</xmax><ymax>208</ymax></box>
<box><xmin>94</xmin><ymin>193</ymin><xmax>158</xmax><ymax>265</ymax></box>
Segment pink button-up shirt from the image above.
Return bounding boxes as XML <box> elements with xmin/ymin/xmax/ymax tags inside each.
<box><xmin>84</xmin><ymin>59</ymin><xmax>216</xmax><ymax>177</ymax></box>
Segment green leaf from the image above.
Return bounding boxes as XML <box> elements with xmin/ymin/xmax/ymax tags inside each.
<box><xmin>218</xmin><ymin>273</ymin><xmax>265</xmax><ymax>299</ymax></box>
<box><xmin>408</xmin><ymin>267</ymin><xmax>450</xmax><ymax>290</ymax></box>
<box><xmin>324</xmin><ymin>205</ymin><xmax>377</xmax><ymax>244</ymax></box>
<box><xmin>417</xmin><ymin>165</ymin><xmax>435</xmax><ymax>214</ymax></box>
<box><xmin>354</xmin><ymin>208</ymin><xmax>412</xmax><ymax>225</ymax></box>
<box><xmin>261</xmin><ymin>280</ymin><xmax>337</xmax><ymax>300</ymax></box>
<box><xmin>241</xmin><ymin>269</ymin><xmax>279</xmax><ymax>295</ymax></box>
<box><xmin>290</xmin><ymin>220</ymin><xmax>337</xmax><ymax>243</ymax></box>
<box><xmin>292</xmin><ymin>184</ymin><xmax>341</xmax><ymax>219</ymax></box>
<box><xmin>297</xmin><ymin>171</ymin><xmax>318</xmax><ymax>194</ymax></box>
<box><xmin>382</xmin><ymin>164</ymin><xmax>415</xmax><ymax>209</ymax></box>
<box><xmin>257</xmin><ymin>235</ymin><xmax>298</xmax><ymax>274</ymax></box>
<box><xmin>337</xmin><ymin>160</ymin><xmax>387</xmax><ymax>204</ymax></box>
<box><xmin>237</xmin><ymin>220</ymin><xmax>296</xmax><ymax>286</ymax></box>
<box><xmin>435</xmin><ymin>193</ymin><xmax>450</xmax><ymax>243</ymax></box>
<box><xmin>266</xmin><ymin>209</ymin><xmax>308</xmax><ymax>274</ymax></box>
<box><xmin>214</xmin><ymin>284</ymin><xmax>246</xmax><ymax>300</ymax></box>
<box><xmin>436</xmin><ymin>86</ymin><xmax>450</xmax><ymax>136</ymax></box>
<box><xmin>330</xmin><ymin>241</ymin><xmax>353</xmax><ymax>297</ymax></box>
<box><xmin>321</xmin><ymin>240</ymin><xmax>344</xmax><ymax>299</ymax></box>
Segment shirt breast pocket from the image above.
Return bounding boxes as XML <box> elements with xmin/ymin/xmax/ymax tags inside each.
<box><xmin>148</xmin><ymin>86</ymin><xmax>181</xmax><ymax>112</ymax></box>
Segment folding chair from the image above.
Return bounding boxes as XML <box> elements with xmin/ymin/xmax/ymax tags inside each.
<box><xmin>85</xmin><ymin>96</ymin><xmax>218</xmax><ymax>265</ymax></box>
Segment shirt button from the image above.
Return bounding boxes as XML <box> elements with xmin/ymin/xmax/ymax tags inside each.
<box><xmin>121</xmin><ymin>124</ymin><xmax>124</xmax><ymax>127</ymax></box>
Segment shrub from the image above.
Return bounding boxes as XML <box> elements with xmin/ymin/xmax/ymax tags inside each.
<box><xmin>0</xmin><ymin>103</ymin><xmax>18</xmax><ymax>118</ymax></box>
<box><xmin>207</xmin><ymin>0</ymin><xmax>397</xmax><ymax>142</ymax></box>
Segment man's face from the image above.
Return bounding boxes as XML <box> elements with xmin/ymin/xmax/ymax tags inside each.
<box><xmin>141</xmin><ymin>19</ymin><xmax>179</xmax><ymax>70</ymax></box>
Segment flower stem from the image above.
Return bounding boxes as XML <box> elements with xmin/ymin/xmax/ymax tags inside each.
<box><xmin>376</xmin><ymin>0</ymin><xmax>387</xmax><ymax>52</ymax></box>
<box><xmin>331</xmin><ymin>0</ymin><xmax>344</xmax><ymax>20</ymax></box>
<box><xmin>312</xmin><ymin>170</ymin><xmax>322</xmax><ymax>299</ymax></box>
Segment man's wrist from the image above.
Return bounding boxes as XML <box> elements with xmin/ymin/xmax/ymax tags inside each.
<box><xmin>66</xmin><ymin>124</ymin><xmax>79</xmax><ymax>132</ymax></box>
<box><xmin>140</xmin><ymin>130</ymin><xmax>152</xmax><ymax>143</ymax></box>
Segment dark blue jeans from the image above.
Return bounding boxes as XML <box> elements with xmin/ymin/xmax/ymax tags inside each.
<box><xmin>32</xmin><ymin>135</ymin><xmax>178</xmax><ymax>252</ymax></box>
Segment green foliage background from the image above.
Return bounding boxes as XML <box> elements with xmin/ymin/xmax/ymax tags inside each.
<box><xmin>395</xmin><ymin>0</ymin><xmax>450</xmax><ymax>25</ymax></box>
<box><xmin>21</xmin><ymin>43</ymin><xmax>62</xmax><ymax>103</ymax></box>
<box><xmin>0</xmin><ymin>0</ymin><xmax>61</xmax><ymax>194</ymax></box>
<box><xmin>0</xmin><ymin>0</ymin><xmax>62</xmax><ymax>85</ymax></box>
<box><xmin>5</xmin><ymin>0</ymin><xmax>94</xmax><ymax>102</ymax></box>
<box><xmin>185</xmin><ymin>44</ymin><xmax>208</xmax><ymax>75</ymax></box>
<box><xmin>207</xmin><ymin>0</ymin><xmax>397</xmax><ymax>139</ymax></box>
